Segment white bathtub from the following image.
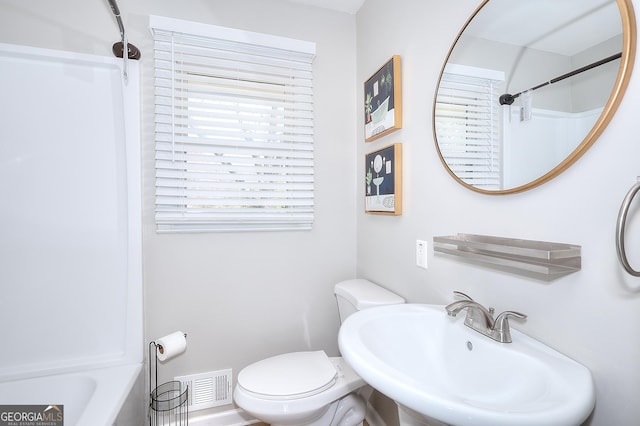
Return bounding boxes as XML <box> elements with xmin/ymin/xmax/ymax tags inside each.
<box><xmin>0</xmin><ymin>363</ymin><xmax>142</xmax><ymax>426</ymax></box>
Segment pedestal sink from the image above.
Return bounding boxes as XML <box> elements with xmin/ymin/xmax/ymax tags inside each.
<box><xmin>338</xmin><ymin>304</ymin><xmax>594</xmax><ymax>426</ymax></box>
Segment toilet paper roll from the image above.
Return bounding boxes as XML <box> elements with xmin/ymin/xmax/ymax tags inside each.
<box><xmin>155</xmin><ymin>331</ymin><xmax>187</xmax><ymax>362</ymax></box>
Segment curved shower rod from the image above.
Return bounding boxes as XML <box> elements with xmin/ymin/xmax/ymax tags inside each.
<box><xmin>107</xmin><ymin>0</ymin><xmax>141</xmax><ymax>60</ymax></box>
<box><xmin>498</xmin><ymin>52</ymin><xmax>621</xmax><ymax>106</ymax></box>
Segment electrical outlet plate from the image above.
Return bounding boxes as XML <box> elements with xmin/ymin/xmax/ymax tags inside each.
<box><xmin>416</xmin><ymin>240</ymin><xmax>428</xmax><ymax>269</ymax></box>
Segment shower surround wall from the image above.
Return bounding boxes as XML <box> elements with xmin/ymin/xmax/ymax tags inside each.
<box><xmin>0</xmin><ymin>43</ymin><xmax>142</xmax><ymax>424</ymax></box>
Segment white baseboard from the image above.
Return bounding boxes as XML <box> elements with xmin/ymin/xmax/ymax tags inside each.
<box><xmin>189</xmin><ymin>408</ymin><xmax>261</xmax><ymax>426</ymax></box>
<box><xmin>189</xmin><ymin>402</ymin><xmax>387</xmax><ymax>426</ymax></box>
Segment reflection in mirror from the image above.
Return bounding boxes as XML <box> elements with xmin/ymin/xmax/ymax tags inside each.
<box><xmin>433</xmin><ymin>0</ymin><xmax>636</xmax><ymax>194</ymax></box>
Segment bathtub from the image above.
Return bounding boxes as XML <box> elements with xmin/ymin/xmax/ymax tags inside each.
<box><xmin>0</xmin><ymin>363</ymin><xmax>142</xmax><ymax>426</ymax></box>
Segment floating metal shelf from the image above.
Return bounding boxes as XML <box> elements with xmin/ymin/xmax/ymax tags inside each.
<box><xmin>433</xmin><ymin>234</ymin><xmax>581</xmax><ymax>280</ymax></box>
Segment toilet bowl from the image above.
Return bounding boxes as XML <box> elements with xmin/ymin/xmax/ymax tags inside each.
<box><xmin>233</xmin><ymin>279</ymin><xmax>405</xmax><ymax>426</ymax></box>
<box><xmin>234</xmin><ymin>351</ymin><xmax>367</xmax><ymax>426</ymax></box>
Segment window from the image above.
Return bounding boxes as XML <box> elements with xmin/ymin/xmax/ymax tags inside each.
<box><xmin>434</xmin><ymin>64</ymin><xmax>504</xmax><ymax>190</ymax></box>
<box><xmin>150</xmin><ymin>16</ymin><xmax>316</xmax><ymax>232</ymax></box>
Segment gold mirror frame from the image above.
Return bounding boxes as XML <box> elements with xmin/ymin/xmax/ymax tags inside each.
<box><xmin>433</xmin><ymin>0</ymin><xmax>637</xmax><ymax>195</ymax></box>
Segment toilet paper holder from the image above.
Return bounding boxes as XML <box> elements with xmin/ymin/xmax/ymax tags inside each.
<box><xmin>155</xmin><ymin>332</ymin><xmax>188</xmax><ymax>358</ymax></box>
<box><xmin>148</xmin><ymin>333</ymin><xmax>189</xmax><ymax>426</ymax></box>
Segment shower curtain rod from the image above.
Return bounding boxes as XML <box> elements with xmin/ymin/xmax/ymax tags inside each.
<box><xmin>107</xmin><ymin>0</ymin><xmax>140</xmax><ymax>60</ymax></box>
<box><xmin>498</xmin><ymin>52</ymin><xmax>621</xmax><ymax>105</ymax></box>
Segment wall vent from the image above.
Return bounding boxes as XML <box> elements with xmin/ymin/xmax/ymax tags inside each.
<box><xmin>175</xmin><ymin>369</ymin><xmax>233</xmax><ymax>411</ymax></box>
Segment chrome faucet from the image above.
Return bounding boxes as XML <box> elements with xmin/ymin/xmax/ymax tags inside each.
<box><xmin>445</xmin><ymin>291</ymin><xmax>527</xmax><ymax>343</ymax></box>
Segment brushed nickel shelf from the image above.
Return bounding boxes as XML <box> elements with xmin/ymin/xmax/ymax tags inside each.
<box><xmin>433</xmin><ymin>234</ymin><xmax>581</xmax><ymax>280</ymax></box>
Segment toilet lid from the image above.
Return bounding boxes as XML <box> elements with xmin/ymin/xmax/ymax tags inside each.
<box><xmin>237</xmin><ymin>351</ymin><xmax>337</xmax><ymax>399</ymax></box>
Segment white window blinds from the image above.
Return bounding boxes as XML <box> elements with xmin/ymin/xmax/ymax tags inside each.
<box><xmin>435</xmin><ymin>64</ymin><xmax>504</xmax><ymax>190</ymax></box>
<box><xmin>150</xmin><ymin>16</ymin><xmax>316</xmax><ymax>232</ymax></box>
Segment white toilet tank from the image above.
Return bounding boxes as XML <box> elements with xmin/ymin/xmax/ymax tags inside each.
<box><xmin>334</xmin><ymin>279</ymin><xmax>405</xmax><ymax>323</ymax></box>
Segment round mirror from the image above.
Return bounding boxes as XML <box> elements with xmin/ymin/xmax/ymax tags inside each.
<box><xmin>433</xmin><ymin>0</ymin><xmax>636</xmax><ymax>194</ymax></box>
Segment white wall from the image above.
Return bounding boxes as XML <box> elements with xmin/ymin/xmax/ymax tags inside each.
<box><xmin>139</xmin><ymin>0</ymin><xmax>359</xmax><ymax>391</ymax></box>
<box><xmin>0</xmin><ymin>0</ymin><xmax>358</xmax><ymax>405</ymax></box>
<box><xmin>357</xmin><ymin>0</ymin><xmax>640</xmax><ymax>424</ymax></box>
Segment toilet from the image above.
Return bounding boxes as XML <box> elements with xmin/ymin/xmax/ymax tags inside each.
<box><xmin>233</xmin><ymin>279</ymin><xmax>405</xmax><ymax>426</ymax></box>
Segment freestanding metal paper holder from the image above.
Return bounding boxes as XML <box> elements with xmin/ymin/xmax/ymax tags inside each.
<box><xmin>149</xmin><ymin>341</ymin><xmax>189</xmax><ymax>426</ymax></box>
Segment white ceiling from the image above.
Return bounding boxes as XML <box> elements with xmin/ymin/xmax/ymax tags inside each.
<box><xmin>285</xmin><ymin>0</ymin><xmax>365</xmax><ymax>14</ymax></box>
<box><xmin>285</xmin><ymin>0</ymin><xmax>622</xmax><ymax>56</ymax></box>
<box><xmin>459</xmin><ymin>0</ymin><xmax>621</xmax><ymax>56</ymax></box>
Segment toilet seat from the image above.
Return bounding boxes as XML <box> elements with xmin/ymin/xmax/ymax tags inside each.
<box><xmin>237</xmin><ymin>351</ymin><xmax>338</xmax><ymax>400</ymax></box>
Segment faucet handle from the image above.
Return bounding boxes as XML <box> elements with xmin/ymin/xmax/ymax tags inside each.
<box><xmin>496</xmin><ymin>310</ymin><xmax>527</xmax><ymax>320</ymax></box>
<box><xmin>453</xmin><ymin>291</ymin><xmax>473</xmax><ymax>301</ymax></box>
<box><xmin>492</xmin><ymin>311</ymin><xmax>527</xmax><ymax>343</ymax></box>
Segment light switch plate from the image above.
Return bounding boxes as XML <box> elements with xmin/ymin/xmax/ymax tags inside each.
<box><xmin>416</xmin><ymin>240</ymin><xmax>428</xmax><ymax>269</ymax></box>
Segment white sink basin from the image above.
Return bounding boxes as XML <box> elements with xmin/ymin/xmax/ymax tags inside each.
<box><xmin>338</xmin><ymin>304</ymin><xmax>594</xmax><ymax>426</ymax></box>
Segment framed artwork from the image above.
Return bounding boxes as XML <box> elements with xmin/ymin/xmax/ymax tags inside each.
<box><xmin>365</xmin><ymin>143</ymin><xmax>402</xmax><ymax>215</ymax></box>
<box><xmin>364</xmin><ymin>55</ymin><xmax>402</xmax><ymax>142</ymax></box>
